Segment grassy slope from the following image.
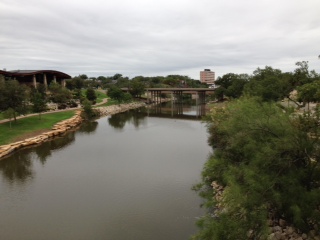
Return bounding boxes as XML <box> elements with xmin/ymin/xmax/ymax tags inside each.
<box><xmin>95</xmin><ymin>90</ymin><xmax>108</xmax><ymax>103</ymax></box>
<box><xmin>0</xmin><ymin>111</ymin><xmax>75</xmax><ymax>145</ymax></box>
<box><xmin>0</xmin><ymin>90</ymin><xmax>114</xmax><ymax>145</ymax></box>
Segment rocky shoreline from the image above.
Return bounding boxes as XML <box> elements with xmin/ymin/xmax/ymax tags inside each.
<box><xmin>0</xmin><ymin>102</ymin><xmax>146</xmax><ymax>159</ymax></box>
<box><xmin>211</xmin><ymin>181</ymin><xmax>320</xmax><ymax>240</ymax></box>
<box><xmin>94</xmin><ymin>102</ymin><xmax>146</xmax><ymax>117</ymax></box>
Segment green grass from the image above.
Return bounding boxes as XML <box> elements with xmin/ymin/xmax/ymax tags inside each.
<box><xmin>94</xmin><ymin>98</ymin><xmax>117</xmax><ymax>107</ymax></box>
<box><xmin>0</xmin><ymin>111</ymin><xmax>76</xmax><ymax>145</ymax></box>
<box><xmin>80</xmin><ymin>89</ymin><xmax>108</xmax><ymax>103</ymax></box>
<box><xmin>95</xmin><ymin>90</ymin><xmax>108</xmax><ymax>103</ymax></box>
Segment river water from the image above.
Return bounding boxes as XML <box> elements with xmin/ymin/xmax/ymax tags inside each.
<box><xmin>0</xmin><ymin>103</ymin><xmax>211</xmax><ymax>240</ymax></box>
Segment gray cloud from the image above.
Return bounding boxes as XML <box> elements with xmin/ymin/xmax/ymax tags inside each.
<box><xmin>1</xmin><ymin>0</ymin><xmax>319</xmax><ymax>79</ymax></box>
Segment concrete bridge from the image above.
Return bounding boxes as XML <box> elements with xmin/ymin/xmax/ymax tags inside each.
<box><xmin>122</xmin><ymin>87</ymin><xmax>215</xmax><ymax>104</ymax></box>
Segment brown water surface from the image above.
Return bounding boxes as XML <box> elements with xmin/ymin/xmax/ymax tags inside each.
<box><xmin>0</xmin><ymin>104</ymin><xmax>210</xmax><ymax>240</ymax></box>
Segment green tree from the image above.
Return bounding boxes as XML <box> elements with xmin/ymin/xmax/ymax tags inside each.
<box><xmin>0</xmin><ymin>75</ymin><xmax>6</xmax><ymax>110</ymax></box>
<box><xmin>107</xmin><ymin>85</ymin><xmax>130</xmax><ymax>103</ymax></box>
<box><xmin>129</xmin><ymin>80</ymin><xmax>145</xmax><ymax>98</ymax></box>
<box><xmin>73</xmin><ymin>76</ymin><xmax>85</xmax><ymax>90</ymax></box>
<box><xmin>291</xmin><ymin>61</ymin><xmax>313</xmax><ymax>87</ymax></box>
<box><xmin>3</xmin><ymin>108</ymin><xmax>15</xmax><ymax>128</ymax></box>
<box><xmin>163</xmin><ymin>75</ymin><xmax>180</xmax><ymax>87</ymax></box>
<box><xmin>78</xmin><ymin>74</ymin><xmax>88</xmax><ymax>80</ymax></box>
<box><xmin>85</xmin><ymin>88</ymin><xmax>97</xmax><ymax>103</ymax></box>
<box><xmin>149</xmin><ymin>76</ymin><xmax>165</xmax><ymax>87</ymax></box>
<box><xmin>123</xmin><ymin>92</ymin><xmax>133</xmax><ymax>102</ymax></box>
<box><xmin>297</xmin><ymin>80</ymin><xmax>320</xmax><ymax>110</ymax></box>
<box><xmin>225</xmin><ymin>77</ymin><xmax>247</xmax><ymax>98</ymax></box>
<box><xmin>115</xmin><ymin>77</ymin><xmax>130</xmax><ymax>88</ymax></box>
<box><xmin>112</xmin><ymin>73</ymin><xmax>123</xmax><ymax>80</ymax></box>
<box><xmin>244</xmin><ymin>66</ymin><xmax>290</xmax><ymax>102</ymax></box>
<box><xmin>81</xmin><ymin>98</ymin><xmax>98</xmax><ymax>120</ymax></box>
<box><xmin>30</xmin><ymin>86</ymin><xmax>47</xmax><ymax>119</ymax></box>
<box><xmin>1</xmin><ymin>80</ymin><xmax>29</xmax><ymax>122</ymax></box>
<box><xmin>49</xmin><ymin>82</ymin><xmax>72</xmax><ymax>109</ymax></box>
<box><xmin>214</xmin><ymin>73</ymin><xmax>249</xmax><ymax>100</ymax></box>
<box><xmin>66</xmin><ymin>76</ymin><xmax>85</xmax><ymax>91</ymax></box>
<box><xmin>212</xmin><ymin>86</ymin><xmax>225</xmax><ymax>101</ymax></box>
<box><xmin>193</xmin><ymin>97</ymin><xmax>320</xmax><ymax>239</ymax></box>
<box><xmin>215</xmin><ymin>73</ymin><xmax>237</xmax><ymax>89</ymax></box>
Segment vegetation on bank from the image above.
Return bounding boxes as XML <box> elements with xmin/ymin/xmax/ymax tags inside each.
<box><xmin>192</xmin><ymin>61</ymin><xmax>320</xmax><ymax>239</ymax></box>
<box><xmin>0</xmin><ymin>72</ymin><xmax>204</xmax><ymax>124</ymax></box>
<box><xmin>95</xmin><ymin>90</ymin><xmax>108</xmax><ymax>103</ymax></box>
<box><xmin>193</xmin><ymin>98</ymin><xmax>320</xmax><ymax>239</ymax></box>
<box><xmin>2</xmin><ymin>62</ymin><xmax>320</xmax><ymax>239</ymax></box>
<box><xmin>94</xmin><ymin>99</ymin><xmax>117</xmax><ymax>107</ymax></box>
<box><xmin>0</xmin><ymin>111</ymin><xmax>75</xmax><ymax>145</ymax></box>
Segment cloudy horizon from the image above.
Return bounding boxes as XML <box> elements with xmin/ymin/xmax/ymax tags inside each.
<box><xmin>1</xmin><ymin>0</ymin><xmax>319</xmax><ymax>80</ymax></box>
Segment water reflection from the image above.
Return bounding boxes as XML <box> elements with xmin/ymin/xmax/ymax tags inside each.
<box><xmin>0</xmin><ymin>102</ymin><xmax>205</xmax><ymax>184</ymax></box>
<box><xmin>107</xmin><ymin>102</ymin><xmax>207</xmax><ymax>130</ymax></box>
<box><xmin>77</xmin><ymin>121</ymin><xmax>98</xmax><ymax>134</ymax></box>
<box><xmin>108</xmin><ymin>108</ymin><xmax>148</xmax><ymax>130</ymax></box>
<box><xmin>148</xmin><ymin>101</ymin><xmax>207</xmax><ymax>120</ymax></box>
<box><xmin>0</xmin><ymin>124</ymin><xmax>98</xmax><ymax>184</ymax></box>
<box><xmin>0</xmin><ymin>102</ymin><xmax>210</xmax><ymax>240</ymax></box>
<box><xmin>0</xmin><ymin>149</ymin><xmax>33</xmax><ymax>184</ymax></box>
<box><xmin>34</xmin><ymin>141</ymin><xmax>52</xmax><ymax>165</ymax></box>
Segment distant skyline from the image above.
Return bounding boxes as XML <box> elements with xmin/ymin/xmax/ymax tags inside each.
<box><xmin>1</xmin><ymin>0</ymin><xmax>319</xmax><ymax>80</ymax></box>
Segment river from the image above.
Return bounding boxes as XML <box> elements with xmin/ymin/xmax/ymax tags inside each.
<box><xmin>0</xmin><ymin>102</ymin><xmax>211</xmax><ymax>240</ymax></box>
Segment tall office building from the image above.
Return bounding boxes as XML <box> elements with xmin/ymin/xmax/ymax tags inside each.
<box><xmin>200</xmin><ymin>69</ymin><xmax>215</xmax><ymax>85</ymax></box>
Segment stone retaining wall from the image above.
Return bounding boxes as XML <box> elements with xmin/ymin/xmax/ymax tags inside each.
<box><xmin>95</xmin><ymin>102</ymin><xmax>146</xmax><ymax>116</ymax></box>
<box><xmin>0</xmin><ymin>111</ymin><xmax>83</xmax><ymax>159</ymax></box>
<box><xmin>0</xmin><ymin>102</ymin><xmax>146</xmax><ymax>160</ymax></box>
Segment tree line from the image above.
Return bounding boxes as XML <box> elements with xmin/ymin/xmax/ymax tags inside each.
<box><xmin>76</xmin><ymin>73</ymin><xmax>207</xmax><ymax>89</ymax></box>
<box><xmin>0</xmin><ymin>73</ymin><xmax>207</xmax><ymax>122</ymax></box>
<box><xmin>0</xmin><ymin>76</ymin><xmax>98</xmax><ymax>122</ymax></box>
<box><xmin>213</xmin><ymin>61</ymin><xmax>320</xmax><ymax>106</ymax></box>
<box><xmin>192</xmin><ymin>61</ymin><xmax>320</xmax><ymax>239</ymax></box>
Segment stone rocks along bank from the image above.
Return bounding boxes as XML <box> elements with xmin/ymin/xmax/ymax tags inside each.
<box><xmin>0</xmin><ymin>102</ymin><xmax>146</xmax><ymax>159</ymax></box>
<box><xmin>211</xmin><ymin>181</ymin><xmax>320</xmax><ymax>240</ymax></box>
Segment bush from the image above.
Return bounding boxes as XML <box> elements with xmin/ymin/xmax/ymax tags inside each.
<box><xmin>57</xmin><ymin>104</ymin><xmax>67</xmax><ymax>109</ymax></box>
<box><xmin>193</xmin><ymin>97</ymin><xmax>320</xmax><ymax>239</ymax></box>
<box><xmin>67</xmin><ymin>100</ymin><xmax>78</xmax><ymax>108</ymax></box>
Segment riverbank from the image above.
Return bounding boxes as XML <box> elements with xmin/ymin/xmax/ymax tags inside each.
<box><xmin>0</xmin><ymin>102</ymin><xmax>146</xmax><ymax>159</ymax></box>
<box><xmin>211</xmin><ymin>182</ymin><xmax>320</xmax><ymax>240</ymax></box>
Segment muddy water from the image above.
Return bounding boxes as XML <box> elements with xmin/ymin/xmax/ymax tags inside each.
<box><xmin>0</xmin><ymin>105</ymin><xmax>211</xmax><ymax>240</ymax></box>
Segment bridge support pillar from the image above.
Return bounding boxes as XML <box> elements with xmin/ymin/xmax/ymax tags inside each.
<box><xmin>43</xmin><ymin>74</ymin><xmax>48</xmax><ymax>90</ymax></box>
<box><xmin>33</xmin><ymin>75</ymin><xmax>37</xmax><ymax>89</ymax></box>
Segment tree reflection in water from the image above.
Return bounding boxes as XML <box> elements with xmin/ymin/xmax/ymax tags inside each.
<box><xmin>0</xmin><ymin>123</ymin><xmax>99</xmax><ymax>184</ymax></box>
<box><xmin>77</xmin><ymin>121</ymin><xmax>98</xmax><ymax>134</ymax></box>
<box><xmin>108</xmin><ymin>108</ymin><xmax>147</xmax><ymax>130</ymax></box>
<box><xmin>0</xmin><ymin>149</ymin><xmax>34</xmax><ymax>184</ymax></box>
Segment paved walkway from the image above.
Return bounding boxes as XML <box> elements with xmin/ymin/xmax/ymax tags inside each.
<box><xmin>0</xmin><ymin>98</ymin><xmax>109</xmax><ymax>124</ymax></box>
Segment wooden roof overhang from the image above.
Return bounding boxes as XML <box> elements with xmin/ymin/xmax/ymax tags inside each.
<box><xmin>0</xmin><ymin>70</ymin><xmax>71</xmax><ymax>79</ymax></box>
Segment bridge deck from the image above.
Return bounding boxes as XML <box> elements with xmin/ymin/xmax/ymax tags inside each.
<box><xmin>121</xmin><ymin>87</ymin><xmax>215</xmax><ymax>93</ymax></box>
<box><xmin>146</xmin><ymin>88</ymin><xmax>214</xmax><ymax>92</ymax></box>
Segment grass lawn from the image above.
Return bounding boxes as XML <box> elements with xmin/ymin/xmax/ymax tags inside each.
<box><xmin>0</xmin><ymin>111</ymin><xmax>76</xmax><ymax>145</ymax></box>
<box><xmin>94</xmin><ymin>98</ymin><xmax>117</xmax><ymax>107</ymax></box>
<box><xmin>95</xmin><ymin>90</ymin><xmax>108</xmax><ymax>103</ymax></box>
<box><xmin>80</xmin><ymin>89</ymin><xmax>108</xmax><ymax>103</ymax></box>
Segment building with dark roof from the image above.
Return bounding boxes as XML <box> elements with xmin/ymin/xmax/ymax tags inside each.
<box><xmin>0</xmin><ymin>69</ymin><xmax>71</xmax><ymax>88</ymax></box>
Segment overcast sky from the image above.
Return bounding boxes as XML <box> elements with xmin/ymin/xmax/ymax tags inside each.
<box><xmin>1</xmin><ymin>0</ymin><xmax>319</xmax><ymax>79</ymax></box>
